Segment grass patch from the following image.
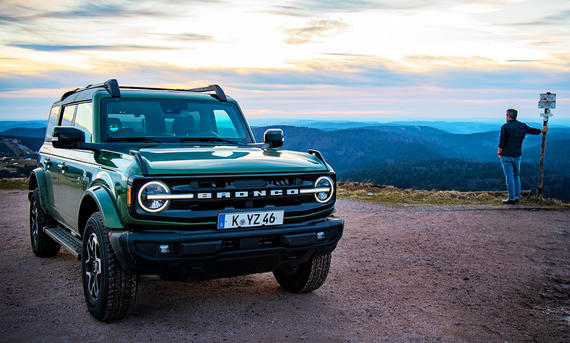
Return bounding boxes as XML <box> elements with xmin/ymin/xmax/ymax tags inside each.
<box><xmin>338</xmin><ymin>182</ymin><xmax>569</xmax><ymax>208</ymax></box>
<box><xmin>0</xmin><ymin>178</ymin><xmax>28</xmax><ymax>190</ymax></box>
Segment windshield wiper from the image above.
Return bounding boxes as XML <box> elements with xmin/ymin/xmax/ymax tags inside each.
<box><xmin>178</xmin><ymin>137</ymin><xmax>242</xmax><ymax>145</ymax></box>
<box><xmin>107</xmin><ymin>137</ymin><xmax>164</xmax><ymax>143</ymax></box>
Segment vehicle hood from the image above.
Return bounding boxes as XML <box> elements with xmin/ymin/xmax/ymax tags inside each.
<box><xmin>135</xmin><ymin>146</ymin><xmax>327</xmax><ymax>175</ymax></box>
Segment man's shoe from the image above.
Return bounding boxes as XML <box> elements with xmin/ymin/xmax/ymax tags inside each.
<box><xmin>502</xmin><ymin>199</ymin><xmax>516</xmax><ymax>205</ymax></box>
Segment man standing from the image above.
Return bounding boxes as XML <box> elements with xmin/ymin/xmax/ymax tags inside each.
<box><xmin>498</xmin><ymin>108</ymin><xmax>548</xmax><ymax>204</ymax></box>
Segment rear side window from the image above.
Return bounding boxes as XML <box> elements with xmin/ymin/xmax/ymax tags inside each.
<box><xmin>60</xmin><ymin>105</ymin><xmax>76</xmax><ymax>126</ymax></box>
<box><xmin>73</xmin><ymin>103</ymin><xmax>93</xmax><ymax>142</ymax></box>
<box><xmin>45</xmin><ymin>106</ymin><xmax>60</xmax><ymax>141</ymax></box>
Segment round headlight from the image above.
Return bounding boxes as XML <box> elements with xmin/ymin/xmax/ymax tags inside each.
<box><xmin>137</xmin><ymin>181</ymin><xmax>170</xmax><ymax>213</ymax></box>
<box><xmin>314</xmin><ymin>176</ymin><xmax>334</xmax><ymax>203</ymax></box>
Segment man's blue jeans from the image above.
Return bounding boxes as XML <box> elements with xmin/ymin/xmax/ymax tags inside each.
<box><xmin>500</xmin><ymin>156</ymin><xmax>522</xmax><ymax>200</ymax></box>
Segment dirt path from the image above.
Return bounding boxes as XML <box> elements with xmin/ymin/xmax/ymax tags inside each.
<box><xmin>0</xmin><ymin>190</ymin><xmax>568</xmax><ymax>342</ymax></box>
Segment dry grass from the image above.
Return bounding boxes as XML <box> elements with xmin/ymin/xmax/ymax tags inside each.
<box><xmin>0</xmin><ymin>178</ymin><xmax>28</xmax><ymax>190</ymax></box>
<box><xmin>338</xmin><ymin>182</ymin><xmax>569</xmax><ymax>208</ymax></box>
<box><xmin>1</xmin><ymin>178</ymin><xmax>567</xmax><ymax>208</ymax></box>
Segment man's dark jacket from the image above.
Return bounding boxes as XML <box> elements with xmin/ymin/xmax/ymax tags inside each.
<box><xmin>499</xmin><ymin>120</ymin><xmax>542</xmax><ymax>157</ymax></box>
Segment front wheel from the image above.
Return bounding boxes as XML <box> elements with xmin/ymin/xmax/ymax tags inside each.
<box><xmin>81</xmin><ymin>212</ymin><xmax>138</xmax><ymax>321</ymax></box>
<box><xmin>273</xmin><ymin>252</ymin><xmax>332</xmax><ymax>293</ymax></box>
<box><xmin>29</xmin><ymin>188</ymin><xmax>60</xmax><ymax>257</ymax></box>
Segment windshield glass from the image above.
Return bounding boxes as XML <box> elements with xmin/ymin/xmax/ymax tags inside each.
<box><xmin>101</xmin><ymin>98</ymin><xmax>252</xmax><ymax>144</ymax></box>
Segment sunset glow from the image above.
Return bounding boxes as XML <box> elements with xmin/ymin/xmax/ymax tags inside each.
<box><xmin>0</xmin><ymin>0</ymin><xmax>568</xmax><ymax>123</ymax></box>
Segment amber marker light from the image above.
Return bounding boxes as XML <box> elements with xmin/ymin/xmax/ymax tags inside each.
<box><xmin>127</xmin><ymin>185</ymin><xmax>132</xmax><ymax>206</ymax></box>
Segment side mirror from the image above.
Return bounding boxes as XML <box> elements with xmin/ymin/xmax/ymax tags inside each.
<box><xmin>52</xmin><ymin>126</ymin><xmax>85</xmax><ymax>149</ymax></box>
<box><xmin>264</xmin><ymin>129</ymin><xmax>284</xmax><ymax>149</ymax></box>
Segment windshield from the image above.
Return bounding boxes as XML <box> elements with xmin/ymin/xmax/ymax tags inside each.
<box><xmin>101</xmin><ymin>98</ymin><xmax>253</xmax><ymax>144</ymax></box>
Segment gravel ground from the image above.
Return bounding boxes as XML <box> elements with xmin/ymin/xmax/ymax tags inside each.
<box><xmin>0</xmin><ymin>190</ymin><xmax>568</xmax><ymax>343</ymax></box>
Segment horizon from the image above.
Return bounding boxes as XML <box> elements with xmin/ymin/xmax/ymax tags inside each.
<box><xmin>0</xmin><ymin>1</ymin><xmax>568</xmax><ymax>123</ymax></box>
<box><xmin>2</xmin><ymin>118</ymin><xmax>570</xmax><ymax>135</ymax></box>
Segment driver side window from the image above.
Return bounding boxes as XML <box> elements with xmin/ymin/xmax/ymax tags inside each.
<box><xmin>73</xmin><ymin>103</ymin><xmax>93</xmax><ymax>142</ymax></box>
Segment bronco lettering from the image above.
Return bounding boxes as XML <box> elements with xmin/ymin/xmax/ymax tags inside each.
<box><xmin>191</xmin><ymin>189</ymin><xmax>301</xmax><ymax>199</ymax></box>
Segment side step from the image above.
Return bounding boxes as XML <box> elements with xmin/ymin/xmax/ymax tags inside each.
<box><xmin>44</xmin><ymin>227</ymin><xmax>82</xmax><ymax>260</ymax></box>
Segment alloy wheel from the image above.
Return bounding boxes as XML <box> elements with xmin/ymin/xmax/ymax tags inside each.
<box><xmin>30</xmin><ymin>200</ymin><xmax>39</xmax><ymax>245</ymax></box>
<box><xmin>85</xmin><ymin>233</ymin><xmax>102</xmax><ymax>299</ymax></box>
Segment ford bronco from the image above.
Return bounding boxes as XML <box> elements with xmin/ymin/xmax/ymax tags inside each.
<box><xmin>28</xmin><ymin>79</ymin><xmax>343</xmax><ymax>321</ymax></box>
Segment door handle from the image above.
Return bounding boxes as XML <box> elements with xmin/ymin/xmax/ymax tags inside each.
<box><xmin>57</xmin><ymin>163</ymin><xmax>69</xmax><ymax>170</ymax></box>
<box><xmin>45</xmin><ymin>158</ymin><xmax>52</xmax><ymax>166</ymax></box>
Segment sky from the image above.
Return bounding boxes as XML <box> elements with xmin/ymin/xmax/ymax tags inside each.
<box><xmin>0</xmin><ymin>0</ymin><xmax>569</xmax><ymax>124</ymax></box>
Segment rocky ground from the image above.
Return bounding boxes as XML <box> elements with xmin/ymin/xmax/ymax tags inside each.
<box><xmin>0</xmin><ymin>190</ymin><xmax>568</xmax><ymax>342</ymax></box>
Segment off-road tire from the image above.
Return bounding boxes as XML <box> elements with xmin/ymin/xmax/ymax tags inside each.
<box><xmin>29</xmin><ymin>188</ymin><xmax>60</xmax><ymax>257</ymax></box>
<box><xmin>81</xmin><ymin>212</ymin><xmax>138</xmax><ymax>322</ymax></box>
<box><xmin>273</xmin><ymin>252</ymin><xmax>331</xmax><ymax>293</ymax></box>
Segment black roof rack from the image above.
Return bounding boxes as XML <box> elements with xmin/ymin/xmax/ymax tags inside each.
<box><xmin>60</xmin><ymin>80</ymin><xmax>228</xmax><ymax>102</ymax></box>
<box><xmin>187</xmin><ymin>85</ymin><xmax>227</xmax><ymax>102</ymax></box>
<box><xmin>120</xmin><ymin>84</ymin><xmax>227</xmax><ymax>101</ymax></box>
<box><xmin>60</xmin><ymin>79</ymin><xmax>120</xmax><ymax>101</ymax></box>
<box><xmin>60</xmin><ymin>88</ymin><xmax>79</xmax><ymax>101</ymax></box>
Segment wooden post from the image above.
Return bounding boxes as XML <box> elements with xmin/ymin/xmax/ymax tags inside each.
<box><xmin>537</xmin><ymin>109</ymin><xmax>548</xmax><ymax>199</ymax></box>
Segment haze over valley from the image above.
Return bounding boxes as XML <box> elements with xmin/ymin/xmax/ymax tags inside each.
<box><xmin>2</xmin><ymin>120</ymin><xmax>568</xmax><ymax>201</ymax></box>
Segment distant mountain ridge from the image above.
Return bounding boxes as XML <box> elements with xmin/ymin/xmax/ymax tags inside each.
<box><xmin>252</xmin><ymin>124</ymin><xmax>570</xmax><ymax>201</ymax></box>
<box><xmin>253</xmin><ymin>125</ymin><xmax>444</xmax><ymax>173</ymax></box>
<box><xmin>252</xmin><ymin>124</ymin><xmax>570</xmax><ymax>172</ymax></box>
<box><xmin>249</xmin><ymin>119</ymin><xmax>570</xmax><ymax>134</ymax></box>
<box><xmin>0</xmin><ymin>121</ymin><xmax>46</xmax><ymax>132</ymax></box>
<box><xmin>0</xmin><ymin>127</ymin><xmax>46</xmax><ymax>138</ymax></box>
<box><xmin>1</xmin><ymin>120</ymin><xmax>568</xmax><ymax>201</ymax></box>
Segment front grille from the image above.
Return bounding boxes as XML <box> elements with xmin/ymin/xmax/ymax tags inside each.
<box><xmin>130</xmin><ymin>172</ymin><xmax>336</xmax><ymax>225</ymax></box>
<box><xmin>220</xmin><ymin>235</ymin><xmax>281</xmax><ymax>252</ymax></box>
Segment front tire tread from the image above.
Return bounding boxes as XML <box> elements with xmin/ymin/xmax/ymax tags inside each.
<box><xmin>82</xmin><ymin>212</ymin><xmax>137</xmax><ymax>322</ymax></box>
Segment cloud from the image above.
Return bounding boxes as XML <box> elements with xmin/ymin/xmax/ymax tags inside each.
<box><xmin>1</xmin><ymin>2</ymin><xmax>170</xmax><ymax>21</ymax></box>
<box><xmin>292</xmin><ymin>0</ymin><xmax>430</xmax><ymax>12</ymax></box>
<box><xmin>0</xmin><ymin>60</ymin><xmax>568</xmax><ymax>122</ymax></box>
<box><xmin>8</xmin><ymin>43</ymin><xmax>176</xmax><ymax>52</ymax></box>
<box><xmin>402</xmin><ymin>55</ymin><xmax>498</xmax><ymax>68</ymax></box>
<box><xmin>504</xmin><ymin>9</ymin><xmax>570</xmax><ymax>26</ymax></box>
<box><xmin>2</xmin><ymin>53</ymin><xmax>568</xmax><ymax>94</ymax></box>
<box><xmin>262</xmin><ymin>5</ymin><xmax>313</xmax><ymax>17</ymax></box>
<box><xmin>284</xmin><ymin>19</ymin><xmax>348</xmax><ymax>45</ymax></box>
<box><xmin>148</xmin><ymin>33</ymin><xmax>214</xmax><ymax>42</ymax></box>
<box><xmin>0</xmin><ymin>15</ymin><xmax>22</xmax><ymax>23</ymax></box>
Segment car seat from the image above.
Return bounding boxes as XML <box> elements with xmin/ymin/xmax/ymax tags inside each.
<box><xmin>173</xmin><ymin>116</ymin><xmax>195</xmax><ymax>137</ymax></box>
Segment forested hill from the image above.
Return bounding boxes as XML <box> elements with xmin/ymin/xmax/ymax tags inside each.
<box><xmin>252</xmin><ymin>125</ymin><xmax>570</xmax><ymax>201</ymax></box>
<box><xmin>1</xmin><ymin>123</ymin><xmax>568</xmax><ymax>201</ymax></box>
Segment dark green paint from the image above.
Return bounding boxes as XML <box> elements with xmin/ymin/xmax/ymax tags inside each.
<box><xmin>34</xmin><ymin>85</ymin><xmax>334</xmax><ymax>235</ymax></box>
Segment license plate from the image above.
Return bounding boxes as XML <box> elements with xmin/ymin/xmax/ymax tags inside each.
<box><xmin>217</xmin><ymin>210</ymin><xmax>284</xmax><ymax>229</ymax></box>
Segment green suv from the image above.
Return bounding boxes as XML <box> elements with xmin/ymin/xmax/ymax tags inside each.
<box><xmin>28</xmin><ymin>79</ymin><xmax>344</xmax><ymax>321</ymax></box>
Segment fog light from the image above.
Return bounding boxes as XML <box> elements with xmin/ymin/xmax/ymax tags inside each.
<box><xmin>316</xmin><ymin>231</ymin><xmax>326</xmax><ymax>240</ymax></box>
<box><xmin>159</xmin><ymin>244</ymin><xmax>170</xmax><ymax>254</ymax></box>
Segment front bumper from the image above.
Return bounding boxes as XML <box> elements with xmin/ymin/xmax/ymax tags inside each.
<box><xmin>109</xmin><ymin>217</ymin><xmax>343</xmax><ymax>281</ymax></box>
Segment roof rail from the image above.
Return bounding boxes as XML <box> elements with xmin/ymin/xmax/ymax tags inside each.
<box><xmin>60</xmin><ymin>88</ymin><xmax>79</xmax><ymax>101</ymax></box>
<box><xmin>86</xmin><ymin>79</ymin><xmax>121</xmax><ymax>97</ymax></box>
<box><xmin>187</xmin><ymin>85</ymin><xmax>227</xmax><ymax>102</ymax></box>
<box><xmin>60</xmin><ymin>79</ymin><xmax>121</xmax><ymax>101</ymax></box>
<box><xmin>59</xmin><ymin>80</ymin><xmax>228</xmax><ymax>102</ymax></box>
